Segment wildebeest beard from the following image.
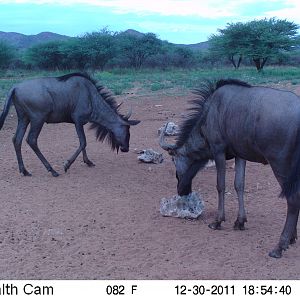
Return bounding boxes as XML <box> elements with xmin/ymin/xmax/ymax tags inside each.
<box><xmin>89</xmin><ymin>122</ymin><xmax>120</xmax><ymax>153</ymax></box>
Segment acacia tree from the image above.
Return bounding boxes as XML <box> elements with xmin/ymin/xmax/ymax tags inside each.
<box><xmin>25</xmin><ymin>41</ymin><xmax>64</xmax><ymax>69</ymax></box>
<box><xmin>172</xmin><ymin>47</ymin><xmax>195</xmax><ymax>68</ymax></box>
<box><xmin>0</xmin><ymin>41</ymin><xmax>16</xmax><ymax>69</ymax></box>
<box><xmin>24</xmin><ymin>28</ymin><xmax>117</xmax><ymax>70</ymax></box>
<box><xmin>209</xmin><ymin>22</ymin><xmax>246</xmax><ymax>69</ymax></box>
<box><xmin>80</xmin><ymin>28</ymin><xmax>117</xmax><ymax>70</ymax></box>
<box><xmin>58</xmin><ymin>38</ymin><xmax>90</xmax><ymax>69</ymax></box>
<box><xmin>118</xmin><ymin>32</ymin><xmax>162</xmax><ymax>69</ymax></box>
<box><xmin>244</xmin><ymin>18</ymin><xmax>299</xmax><ymax>71</ymax></box>
<box><xmin>209</xmin><ymin>18</ymin><xmax>299</xmax><ymax>71</ymax></box>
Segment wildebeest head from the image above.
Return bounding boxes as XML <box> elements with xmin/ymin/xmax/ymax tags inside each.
<box><xmin>159</xmin><ymin>82</ymin><xmax>222</xmax><ymax>195</ymax></box>
<box><xmin>160</xmin><ymin>79</ymin><xmax>252</xmax><ymax>195</ymax></box>
<box><xmin>159</xmin><ymin>123</ymin><xmax>209</xmax><ymax>196</ymax></box>
<box><xmin>90</xmin><ymin>86</ymin><xmax>140</xmax><ymax>153</ymax></box>
<box><xmin>114</xmin><ymin>107</ymin><xmax>140</xmax><ymax>152</ymax></box>
<box><xmin>91</xmin><ymin>106</ymin><xmax>140</xmax><ymax>153</ymax></box>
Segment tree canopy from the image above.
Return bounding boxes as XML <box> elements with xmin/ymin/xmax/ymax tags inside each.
<box><xmin>209</xmin><ymin>18</ymin><xmax>300</xmax><ymax>71</ymax></box>
<box><xmin>80</xmin><ymin>29</ymin><xmax>116</xmax><ymax>70</ymax></box>
<box><xmin>1</xmin><ymin>20</ymin><xmax>300</xmax><ymax>71</ymax></box>
<box><xmin>117</xmin><ymin>32</ymin><xmax>163</xmax><ymax>69</ymax></box>
<box><xmin>0</xmin><ymin>41</ymin><xmax>16</xmax><ymax>69</ymax></box>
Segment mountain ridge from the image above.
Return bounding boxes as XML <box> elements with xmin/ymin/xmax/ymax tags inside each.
<box><xmin>0</xmin><ymin>31</ymin><xmax>71</xmax><ymax>49</ymax></box>
<box><xmin>0</xmin><ymin>29</ymin><xmax>209</xmax><ymax>51</ymax></box>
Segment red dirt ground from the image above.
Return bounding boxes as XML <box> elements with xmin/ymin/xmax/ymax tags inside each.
<box><xmin>0</xmin><ymin>86</ymin><xmax>300</xmax><ymax>280</ymax></box>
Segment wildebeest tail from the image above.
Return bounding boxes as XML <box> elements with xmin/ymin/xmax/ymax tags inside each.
<box><xmin>0</xmin><ymin>88</ymin><xmax>15</xmax><ymax>130</ymax></box>
<box><xmin>280</xmin><ymin>138</ymin><xmax>300</xmax><ymax>199</ymax></box>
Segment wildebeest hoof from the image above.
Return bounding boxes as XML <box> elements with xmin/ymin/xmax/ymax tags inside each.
<box><xmin>85</xmin><ymin>160</ymin><xmax>95</xmax><ymax>167</ymax></box>
<box><xmin>233</xmin><ymin>220</ymin><xmax>246</xmax><ymax>230</ymax></box>
<box><xmin>269</xmin><ymin>248</ymin><xmax>282</xmax><ymax>258</ymax></box>
<box><xmin>51</xmin><ymin>170</ymin><xmax>60</xmax><ymax>177</ymax></box>
<box><xmin>208</xmin><ymin>221</ymin><xmax>222</xmax><ymax>230</ymax></box>
<box><xmin>22</xmin><ymin>170</ymin><xmax>32</xmax><ymax>176</ymax></box>
<box><xmin>289</xmin><ymin>232</ymin><xmax>297</xmax><ymax>245</ymax></box>
<box><xmin>64</xmin><ymin>161</ymin><xmax>70</xmax><ymax>173</ymax></box>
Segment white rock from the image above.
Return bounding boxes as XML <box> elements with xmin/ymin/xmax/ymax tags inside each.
<box><xmin>138</xmin><ymin>149</ymin><xmax>163</xmax><ymax>164</ymax></box>
<box><xmin>205</xmin><ymin>160</ymin><xmax>215</xmax><ymax>168</ymax></box>
<box><xmin>158</xmin><ymin>122</ymin><xmax>179</xmax><ymax>136</ymax></box>
<box><xmin>160</xmin><ymin>191</ymin><xmax>204</xmax><ymax>219</ymax></box>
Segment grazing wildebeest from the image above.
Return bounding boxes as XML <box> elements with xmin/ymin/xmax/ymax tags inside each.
<box><xmin>160</xmin><ymin>79</ymin><xmax>300</xmax><ymax>258</ymax></box>
<box><xmin>0</xmin><ymin>73</ymin><xmax>140</xmax><ymax>176</ymax></box>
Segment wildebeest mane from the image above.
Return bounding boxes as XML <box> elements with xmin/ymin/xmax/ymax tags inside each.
<box><xmin>176</xmin><ymin>79</ymin><xmax>251</xmax><ymax>148</ymax></box>
<box><xmin>57</xmin><ymin>72</ymin><xmax>98</xmax><ymax>85</ymax></box>
<box><xmin>57</xmin><ymin>72</ymin><xmax>119</xmax><ymax>112</ymax></box>
<box><xmin>57</xmin><ymin>72</ymin><xmax>126</xmax><ymax>152</ymax></box>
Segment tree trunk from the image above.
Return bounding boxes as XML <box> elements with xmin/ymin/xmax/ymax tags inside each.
<box><xmin>253</xmin><ymin>57</ymin><xmax>268</xmax><ymax>71</ymax></box>
<box><xmin>253</xmin><ymin>58</ymin><xmax>262</xmax><ymax>71</ymax></box>
<box><xmin>237</xmin><ymin>56</ymin><xmax>242</xmax><ymax>68</ymax></box>
<box><xmin>261</xmin><ymin>57</ymin><xmax>268</xmax><ymax>70</ymax></box>
<box><xmin>229</xmin><ymin>55</ymin><xmax>237</xmax><ymax>69</ymax></box>
<box><xmin>229</xmin><ymin>55</ymin><xmax>242</xmax><ymax>69</ymax></box>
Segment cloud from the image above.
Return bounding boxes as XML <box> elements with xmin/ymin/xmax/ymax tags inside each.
<box><xmin>262</xmin><ymin>0</ymin><xmax>300</xmax><ymax>24</ymax></box>
<box><xmin>1</xmin><ymin>0</ymin><xmax>298</xmax><ymax>43</ymax></box>
<box><xmin>2</xmin><ymin>0</ymin><xmax>300</xmax><ymax>28</ymax></box>
<box><xmin>132</xmin><ymin>21</ymin><xmax>219</xmax><ymax>43</ymax></box>
<box><xmin>0</xmin><ymin>0</ymin><xmax>272</xmax><ymax>18</ymax></box>
<box><xmin>135</xmin><ymin>20</ymin><xmax>215</xmax><ymax>34</ymax></box>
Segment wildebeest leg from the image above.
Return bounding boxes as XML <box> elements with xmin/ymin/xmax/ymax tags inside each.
<box><xmin>26</xmin><ymin>120</ymin><xmax>59</xmax><ymax>177</ymax></box>
<box><xmin>233</xmin><ymin>157</ymin><xmax>247</xmax><ymax>230</ymax></box>
<box><xmin>269</xmin><ymin>204</ymin><xmax>299</xmax><ymax>258</ymax></box>
<box><xmin>289</xmin><ymin>209</ymin><xmax>299</xmax><ymax>245</ymax></box>
<box><xmin>13</xmin><ymin>117</ymin><xmax>30</xmax><ymax>176</ymax></box>
<box><xmin>209</xmin><ymin>152</ymin><xmax>226</xmax><ymax>230</ymax></box>
<box><xmin>82</xmin><ymin>149</ymin><xmax>95</xmax><ymax>167</ymax></box>
<box><xmin>64</xmin><ymin>122</ymin><xmax>87</xmax><ymax>172</ymax></box>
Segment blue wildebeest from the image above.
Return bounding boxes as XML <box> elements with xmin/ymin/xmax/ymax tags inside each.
<box><xmin>160</xmin><ymin>79</ymin><xmax>300</xmax><ymax>258</ymax></box>
<box><xmin>0</xmin><ymin>73</ymin><xmax>140</xmax><ymax>176</ymax></box>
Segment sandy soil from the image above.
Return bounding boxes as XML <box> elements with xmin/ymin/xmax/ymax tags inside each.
<box><xmin>0</xmin><ymin>86</ymin><xmax>300</xmax><ymax>280</ymax></box>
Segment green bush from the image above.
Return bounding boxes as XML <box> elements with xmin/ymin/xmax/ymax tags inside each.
<box><xmin>0</xmin><ymin>41</ymin><xmax>16</xmax><ymax>69</ymax></box>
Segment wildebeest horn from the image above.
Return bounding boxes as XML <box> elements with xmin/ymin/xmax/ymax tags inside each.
<box><xmin>159</xmin><ymin>123</ymin><xmax>177</xmax><ymax>151</ymax></box>
<box><xmin>124</xmin><ymin>107</ymin><xmax>132</xmax><ymax>120</ymax></box>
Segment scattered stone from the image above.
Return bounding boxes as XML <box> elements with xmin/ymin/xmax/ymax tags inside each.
<box><xmin>133</xmin><ymin>148</ymin><xmax>144</xmax><ymax>154</ymax></box>
<box><xmin>160</xmin><ymin>191</ymin><xmax>204</xmax><ymax>219</ymax></box>
<box><xmin>138</xmin><ymin>149</ymin><xmax>163</xmax><ymax>164</ymax></box>
<box><xmin>205</xmin><ymin>160</ymin><xmax>215</xmax><ymax>168</ymax></box>
<box><xmin>158</xmin><ymin>122</ymin><xmax>179</xmax><ymax>136</ymax></box>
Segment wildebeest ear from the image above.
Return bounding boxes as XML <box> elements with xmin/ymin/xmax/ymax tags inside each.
<box><xmin>127</xmin><ymin>119</ymin><xmax>141</xmax><ymax>126</ymax></box>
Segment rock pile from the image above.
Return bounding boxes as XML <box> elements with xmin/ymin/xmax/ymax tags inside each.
<box><xmin>158</xmin><ymin>122</ymin><xmax>179</xmax><ymax>136</ymax></box>
<box><xmin>137</xmin><ymin>149</ymin><xmax>163</xmax><ymax>164</ymax></box>
<box><xmin>160</xmin><ymin>191</ymin><xmax>204</xmax><ymax>219</ymax></box>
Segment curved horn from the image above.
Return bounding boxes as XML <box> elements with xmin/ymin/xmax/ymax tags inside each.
<box><xmin>117</xmin><ymin>102</ymin><xmax>123</xmax><ymax>109</ymax></box>
<box><xmin>159</xmin><ymin>123</ymin><xmax>177</xmax><ymax>151</ymax></box>
<box><xmin>124</xmin><ymin>107</ymin><xmax>132</xmax><ymax>120</ymax></box>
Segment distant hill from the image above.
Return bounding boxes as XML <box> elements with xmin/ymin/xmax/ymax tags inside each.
<box><xmin>0</xmin><ymin>30</ymin><xmax>209</xmax><ymax>51</ymax></box>
<box><xmin>122</xmin><ymin>29</ymin><xmax>145</xmax><ymax>38</ymax></box>
<box><xmin>174</xmin><ymin>41</ymin><xmax>210</xmax><ymax>51</ymax></box>
<box><xmin>121</xmin><ymin>29</ymin><xmax>210</xmax><ymax>51</ymax></box>
<box><xmin>0</xmin><ymin>31</ymin><xmax>70</xmax><ymax>49</ymax></box>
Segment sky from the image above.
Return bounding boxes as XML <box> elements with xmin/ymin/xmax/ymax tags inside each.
<box><xmin>0</xmin><ymin>0</ymin><xmax>300</xmax><ymax>44</ymax></box>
